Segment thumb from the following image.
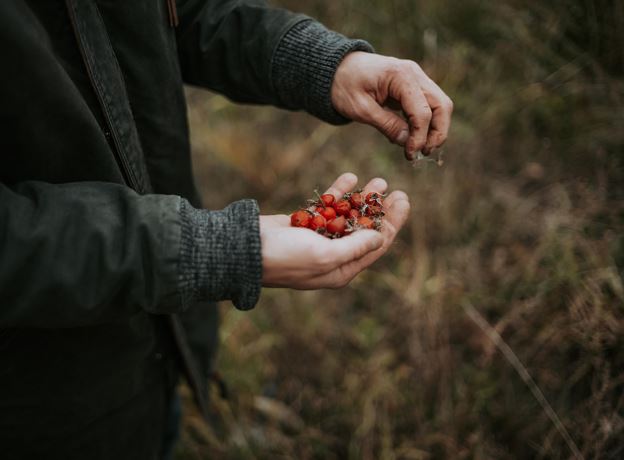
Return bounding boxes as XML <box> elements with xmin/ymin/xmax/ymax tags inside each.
<box><xmin>359</xmin><ymin>98</ymin><xmax>410</xmax><ymax>146</ymax></box>
<box><xmin>330</xmin><ymin>230</ymin><xmax>384</xmax><ymax>266</ymax></box>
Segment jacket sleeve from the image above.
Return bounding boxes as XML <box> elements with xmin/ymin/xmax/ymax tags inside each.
<box><xmin>175</xmin><ymin>0</ymin><xmax>373</xmax><ymax>124</ymax></box>
<box><xmin>0</xmin><ymin>181</ymin><xmax>262</xmax><ymax>328</ymax></box>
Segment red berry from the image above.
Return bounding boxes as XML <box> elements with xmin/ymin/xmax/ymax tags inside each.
<box><xmin>365</xmin><ymin>192</ymin><xmax>383</xmax><ymax>206</ymax></box>
<box><xmin>326</xmin><ymin>216</ymin><xmax>346</xmax><ymax>235</ymax></box>
<box><xmin>333</xmin><ymin>199</ymin><xmax>351</xmax><ymax>217</ymax></box>
<box><xmin>357</xmin><ymin>216</ymin><xmax>375</xmax><ymax>229</ymax></box>
<box><xmin>349</xmin><ymin>192</ymin><xmax>363</xmax><ymax>208</ymax></box>
<box><xmin>320</xmin><ymin>194</ymin><xmax>335</xmax><ymax>207</ymax></box>
<box><xmin>290</xmin><ymin>210</ymin><xmax>312</xmax><ymax>228</ymax></box>
<box><xmin>348</xmin><ymin>208</ymin><xmax>361</xmax><ymax>219</ymax></box>
<box><xmin>309</xmin><ymin>214</ymin><xmax>327</xmax><ymax>231</ymax></box>
<box><xmin>364</xmin><ymin>204</ymin><xmax>383</xmax><ymax>217</ymax></box>
<box><xmin>319</xmin><ymin>206</ymin><xmax>336</xmax><ymax>221</ymax></box>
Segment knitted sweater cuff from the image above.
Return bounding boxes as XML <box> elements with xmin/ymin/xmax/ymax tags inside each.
<box><xmin>178</xmin><ymin>199</ymin><xmax>262</xmax><ymax>311</ymax></box>
<box><xmin>272</xmin><ymin>19</ymin><xmax>374</xmax><ymax>125</ymax></box>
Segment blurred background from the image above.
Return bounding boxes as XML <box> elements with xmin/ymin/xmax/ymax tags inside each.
<box><xmin>178</xmin><ymin>0</ymin><xmax>624</xmax><ymax>458</ymax></box>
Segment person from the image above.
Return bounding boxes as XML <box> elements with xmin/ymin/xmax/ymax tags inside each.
<box><xmin>0</xmin><ymin>1</ymin><xmax>452</xmax><ymax>458</ymax></box>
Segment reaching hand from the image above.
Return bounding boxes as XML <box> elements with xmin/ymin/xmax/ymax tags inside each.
<box><xmin>331</xmin><ymin>51</ymin><xmax>453</xmax><ymax>160</ymax></box>
<box><xmin>260</xmin><ymin>173</ymin><xmax>410</xmax><ymax>289</ymax></box>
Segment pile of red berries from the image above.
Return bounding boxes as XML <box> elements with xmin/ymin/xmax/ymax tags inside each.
<box><xmin>290</xmin><ymin>190</ymin><xmax>384</xmax><ymax>238</ymax></box>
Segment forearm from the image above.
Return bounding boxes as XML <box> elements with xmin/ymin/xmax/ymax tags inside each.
<box><xmin>176</xmin><ymin>0</ymin><xmax>303</xmax><ymax>104</ymax></box>
<box><xmin>0</xmin><ymin>181</ymin><xmax>262</xmax><ymax>327</ymax></box>
<box><xmin>271</xmin><ymin>20</ymin><xmax>373</xmax><ymax>124</ymax></box>
<box><xmin>176</xmin><ymin>0</ymin><xmax>373</xmax><ymax>123</ymax></box>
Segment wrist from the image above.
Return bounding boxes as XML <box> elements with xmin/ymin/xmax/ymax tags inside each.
<box><xmin>178</xmin><ymin>199</ymin><xmax>262</xmax><ymax>311</ymax></box>
<box><xmin>271</xmin><ymin>20</ymin><xmax>374</xmax><ymax>124</ymax></box>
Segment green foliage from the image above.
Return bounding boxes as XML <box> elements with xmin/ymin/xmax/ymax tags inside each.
<box><xmin>178</xmin><ymin>1</ymin><xmax>624</xmax><ymax>458</ymax></box>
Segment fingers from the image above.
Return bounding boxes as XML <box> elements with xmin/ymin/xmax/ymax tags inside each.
<box><xmin>323</xmin><ymin>174</ymin><xmax>388</xmax><ymax>200</ymax></box>
<box><xmin>390</xmin><ymin>81</ymin><xmax>432</xmax><ymax>160</ymax></box>
<box><xmin>330</xmin><ymin>191</ymin><xmax>410</xmax><ymax>283</ymax></box>
<box><xmin>324</xmin><ymin>172</ymin><xmax>358</xmax><ymax>199</ymax></box>
<box><xmin>420</xmin><ymin>80</ymin><xmax>453</xmax><ymax>156</ymax></box>
<box><xmin>358</xmin><ymin>98</ymin><xmax>410</xmax><ymax>146</ymax></box>
<box><xmin>385</xmin><ymin>61</ymin><xmax>451</xmax><ymax>159</ymax></box>
<box><xmin>361</xmin><ymin>177</ymin><xmax>388</xmax><ymax>195</ymax></box>
<box><xmin>378</xmin><ymin>190</ymin><xmax>410</xmax><ymax>233</ymax></box>
<box><xmin>331</xmin><ymin>52</ymin><xmax>452</xmax><ymax>160</ymax></box>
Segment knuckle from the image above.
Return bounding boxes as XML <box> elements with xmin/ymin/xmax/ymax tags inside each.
<box><xmin>388</xmin><ymin>60</ymin><xmax>419</xmax><ymax>81</ymax></box>
<box><xmin>384</xmin><ymin>59</ymin><xmax>404</xmax><ymax>78</ymax></box>
<box><xmin>403</xmin><ymin>60</ymin><xmax>421</xmax><ymax>73</ymax></box>
<box><xmin>312</xmin><ymin>247</ymin><xmax>333</xmax><ymax>271</ymax></box>
<box><xmin>447</xmin><ymin>97</ymin><xmax>454</xmax><ymax>112</ymax></box>
<box><xmin>380</xmin><ymin>117</ymin><xmax>402</xmax><ymax>137</ymax></box>
<box><xmin>408</xmin><ymin>136</ymin><xmax>427</xmax><ymax>151</ymax></box>
<box><xmin>422</xmin><ymin>106</ymin><xmax>433</xmax><ymax>120</ymax></box>
<box><xmin>412</xmin><ymin>107</ymin><xmax>432</xmax><ymax>126</ymax></box>
<box><xmin>396</xmin><ymin>60</ymin><xmax>410</xmax><ymax>72</ymax></box>
<box><xmin>443</xmin><ymin>96</ymin><xmax>454</xmax><ymax>113</ymax></box>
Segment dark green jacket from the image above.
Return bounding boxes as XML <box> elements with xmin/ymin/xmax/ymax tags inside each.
<box><xmin>0</xmin><ymin>0</ymin><xmax>371</xmax><ymax>458</ymax></box>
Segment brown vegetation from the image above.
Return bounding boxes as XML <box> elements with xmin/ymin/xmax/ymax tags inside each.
<box><xmin>178</xmin><ymin>1</ymin><xmax>624</xmax><ymax>458</ymax></box>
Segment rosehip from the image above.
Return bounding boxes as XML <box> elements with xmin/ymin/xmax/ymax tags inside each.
<box><xmin>365</xmin><ymin>192</ymin><xmax>383</xmax><ymax>206</ymax></box>
<box><xmin>320</xmin><ymin>194</ymin><xmax>335</xmax><ymax>207</ymax></box>
<box><xmin>290</xmin><ymin>210</ymin><xmax>312</xmax><ymax>227</ymax></box>
<box><xmin>349</xmin><ymin>192</ymin><xmax>363</xmax><ymax>208</ymax></box>
<box><xmin>348</xmin><ymin>208</ymin><xmax>361</xmax><ymax>219</ymax></box>
<box><xmin>333</xmin><ymin>199</ymin><xmax>351</xmax><ymax>217</ymax></box>
<box><xmin>326</xmin><ymin>216</ymin><xmax>347</xmax><ymax>235</ymax></box>
<box><xmin>309</xmin><ymin>214</ymin><xmax>327</xmax><ymax>231</ymax></box>
<box><xmin>319</xmin><ymin>206</ymin><xmax>337</xmax><ymax>221</ymax></box>
<box><xmin>357</xmin><ymin>216</ymin><xmax>375</xmax><ymax>229</ymax></box>
<box><xmin>364</xmin><ymin>204</ymin><xmax>383</xmax><ymax>217</ymax></box>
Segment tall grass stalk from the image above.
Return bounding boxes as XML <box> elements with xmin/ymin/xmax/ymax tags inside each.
<box><xmin>462</xmin><ymin>301</ymin><xmax>583</xmax><ymax>460</ymax></box>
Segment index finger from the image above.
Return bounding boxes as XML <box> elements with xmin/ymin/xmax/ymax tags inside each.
<box><xmin>323</xmin><ymin>172</ymin><xmax>358</xmax><ymax>199</ymax></box>
<box><xmin>389</xmin><ymin>77</ymin><xmax>432</xmax><ymax>159</ymax></box>
<box><xmin>420</xmin><ymin>79</ymin><xmax>453</xmax><ymax>155</ymax></box>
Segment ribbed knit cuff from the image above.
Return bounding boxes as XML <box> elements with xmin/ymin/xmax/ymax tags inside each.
<box><xmin>178</xmin><ymin>199</ymin><xmax>262</xmax><ymax>311</ymax></box>
<box><xmin>272</xmin><ymin>19</ymin><xmax>374</xmax><ymax>125</ymax></box>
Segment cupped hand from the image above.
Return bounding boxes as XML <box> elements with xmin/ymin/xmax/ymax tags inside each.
<box><xmin>331</xmin><ymin>52</ymin><xmax>453</xmax><ymax>160</ymax></box>
<box><xmin>260</xmin><ymin>173</ymin><xmax>410</xmax><ymax>289</ymax></box>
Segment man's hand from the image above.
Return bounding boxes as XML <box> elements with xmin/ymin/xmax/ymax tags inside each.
<box><xmin>331</xmin><ymin>52</ymin><xmax>453</xmax><ymax>160</ymax></box>
<box><xmin>260</xmin><ymin>173</ymin><xmax>410</xmax><ymax>289</ymax></box>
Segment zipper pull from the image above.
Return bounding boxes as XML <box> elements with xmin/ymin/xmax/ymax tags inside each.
<box><xmin>166</xmin><ymin>0</ymin><xmax>179</xmax><ymax>28</ymax></box>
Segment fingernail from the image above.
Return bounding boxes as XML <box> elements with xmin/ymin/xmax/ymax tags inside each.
<box><xmin>396</xmin><ymin>129</ymin><xmax>409</xmax><ymax>145</ymax></box>
<box><xmin>405</xmin><ymin>149</ymin><xmax>418</xmax><ymax>161</ymax></box>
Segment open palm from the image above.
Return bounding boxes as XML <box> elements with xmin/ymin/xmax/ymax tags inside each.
<box><xmin>260</xmin><ymin>173</ymin><xmax>410</xmax><ymax>289</ymax></box>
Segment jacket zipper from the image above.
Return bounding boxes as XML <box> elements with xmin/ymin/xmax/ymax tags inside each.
<box><xmin>167</xmin><ymin>0</ymin><xmax>179</xmax><ymax>28</ymax></box>
<box><xmin>65</xmin><ymin>0</ymin><xmax>141</xmax><ymax>191</ymax></box>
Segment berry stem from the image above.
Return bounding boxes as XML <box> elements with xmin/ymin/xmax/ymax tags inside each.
<box><xmin>313</xmin><ymin>189</ymin><xmax>326</xmax><ymax>208</ymax></box>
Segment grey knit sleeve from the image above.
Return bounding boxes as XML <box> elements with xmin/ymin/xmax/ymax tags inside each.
<box><xmin>271</xmin><ymin>19</ymin><xmax>374</xmax><ymax>125</ymax></box>
<box><xmin>178</xmin><ymin>199</ymin><xmax>262</xmax><ymax>311</ymax></box>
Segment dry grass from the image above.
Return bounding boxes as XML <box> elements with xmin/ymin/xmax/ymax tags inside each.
<box><xmin>177</xmin><ymin>1</ymin><xmax>624</xmax><ymax>458</ymax></box>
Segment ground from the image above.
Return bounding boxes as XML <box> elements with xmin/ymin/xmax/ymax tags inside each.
<box><xmin>177</xmin><ymin>1</ymin><xmax>624</xmax><ymax>458</ymax></box>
